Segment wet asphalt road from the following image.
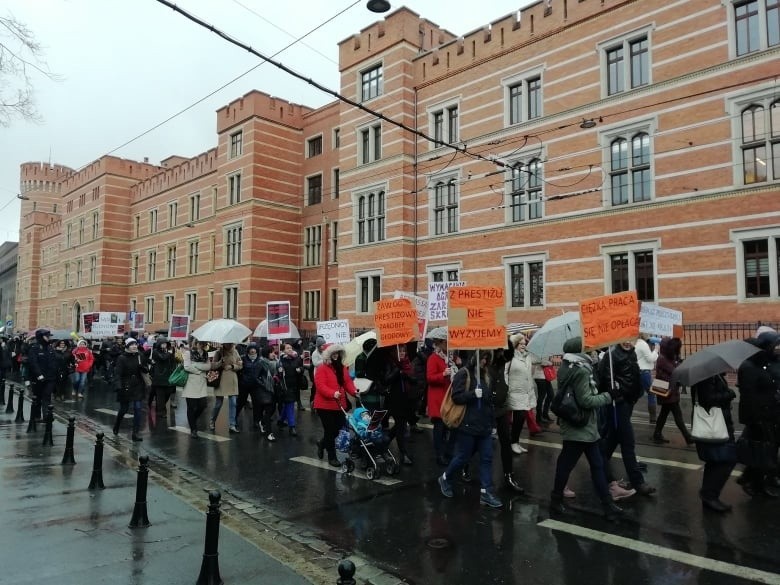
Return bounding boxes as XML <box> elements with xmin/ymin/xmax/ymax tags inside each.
<box><xmin>37</xmin><ymin>377</ymin><xmax>780</xmax><ymax>585</ymax></box>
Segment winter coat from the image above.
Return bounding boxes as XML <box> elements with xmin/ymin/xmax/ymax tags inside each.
<box><xmin>557</xmin><ymin>348</ymin><xmax>612</xmax><ymax>443</ymax></box>
<box><xmin>213</xmin><ymin>347</ymin><xmax>242</xmax><ymax>397</ymax></box>
<box><xmin>505</xmin><ymin>350</ymin><xmax>536</xmax><ymax>411</ymax></box>
<box><xmin>354</xmin><ymin>346</ymin><xmax>385</xmax><ymax>410</ymax></box>
<box><xmin>655</xmin><ymin>338</ymin><xmax>682</xmax><ymax>405</ymax></box>
<box><xmin>313</xmin><ymin>353</ymin><xmax>357</xmax><ymax>412</ymax></box>
<box><xmin>737</xmin><ymin>339</ymin><xmax>780</xmax><ymax>425</ymax></box>
<box><xmin>384</xmin><ymin>353</ymin><xmax>415</xmax><ymax>416</ymax></box>
<box><xmin>0</xmin><ymin>341</ymin><xmax>12</xmax><ymax>370</ymax></box>
<box><xmin>279</xmin><ymin>352</ymin><xmax>305</xmax><ymax>402</ymax></box>
<box><xmin>181</xmin><ymin>349</ymin><xmax>211</xmax><ymax>399</ymax></box>
<box><xmin>72</xmin><ymin>345</ymin><xmax>94</xmax><ymax>374</ymax></box>
<box><xmin>490</xmin><ymin>352</ymin><xmax>510</xmax><ymax>418</ymax></box>
<box><xmin>692</xmin><ymin>374</ymin><xmax>737</xmax><ymax>463</ymax></box>
<box><xmin>54</xmin><ymin>348</ymin><xmax>75</xmax><ymax>379</ymax></box>
<box><xmin>409</xmin><ymin>347</ymin><xmax>431</xmax><ymax>401</ymax></box>
<box><xmin>597</xmin><ymin>344</ymin><xmax>643</xmax><ymax>404</ymax></box>
<box><xmin>114</xmin><ymin>350</ymin><xmax>148</xmax><ymax>402</ymax></box>
<box><xmin>426</xmin><ymin>351</ymin><xmax>450</xmax><ymax>419</ymax></box>
<box><xmin>450</xmin><ymin>366</ymin><xmax>495</xmax><ymax>437</ymax></box>
<box><xmin>240</xmin><ymin>355</ymin><xmax>276</xmax><ymax>405</ymax></box>
<box><xmin>151</xmin><ymin>343</ymin><xmax>176</xmax><ymax>387</ymax></box>
<box><xmin>27</xmin><ymin>340</ymin><xmax>58</xmax><ymax>382</ymax></box>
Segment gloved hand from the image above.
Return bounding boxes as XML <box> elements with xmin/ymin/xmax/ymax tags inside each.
<box><xmin>37</xmin><ymin>375</ymin><xmax>44</xmax><ymax>381</ymax></box>
<box><xmin>475</xmin><ymin>386</ymin><xmax>483</xmax><ymax>399</ymax></box>
<box><xmin>607</xmin><ymin>383</ymin><xmax>621</xmax><ymax>400</ymax></box>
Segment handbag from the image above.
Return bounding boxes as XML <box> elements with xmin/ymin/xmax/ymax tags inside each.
<box><xmin>441</xmin><ymin>370</ymin><xmax>469</xmax><ymax>428</ymax></box>
<box><xmin>550</xmin><ymin>383</ymin><xmax>589</xmax><ymax>427</ymax></box>
<box><xmin>168</xmin><ymin>364</ymin><xmax>189</xmax><ymax>387</ymax></box>
<box><xmin>690</xmin><ymin>403</ymin><xmax>729</xmax><ymax>443</ymax></box>
<box><xmin>649</xmin><ymin>378</ymin><xmax>671</xmax><ymax>398</ymax></box>
<box><xmin>543</xmin><ymin>365</ymin><xmax>556</xmax><ymax>382</ymax></box>
<box><xmin>206</xmin><ymin>369</ymin><xmax>222</xmax><ymax>388</ymax></box>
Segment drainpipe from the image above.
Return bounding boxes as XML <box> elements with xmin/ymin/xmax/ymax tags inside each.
<box><xmin>413</xmin><ymin>89</ymin><xmax>419</xmax><ymax>296</ymax></box>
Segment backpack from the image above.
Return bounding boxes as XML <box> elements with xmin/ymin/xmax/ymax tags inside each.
<box><xmin>550</xmin><ymin>363</ymin><xmax>590</xmax><ymax>427</ymax></box>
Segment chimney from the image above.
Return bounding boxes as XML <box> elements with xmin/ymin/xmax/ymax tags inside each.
<box><xmin>143</xmin><ymin>157</ymin><xmax>149</xmax><ymax>163</ymax></box>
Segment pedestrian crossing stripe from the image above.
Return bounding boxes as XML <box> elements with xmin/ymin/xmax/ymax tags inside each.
<box><xmin>290</xmin><ymin>456</ymin><xmax>402</xmax><ymax>486</ymax></box>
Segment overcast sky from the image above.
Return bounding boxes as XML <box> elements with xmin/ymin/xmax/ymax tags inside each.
<box><xmin>0</xmin><ymin>0</ymin><xmax>532</xmax><ymax>242</ymax></box>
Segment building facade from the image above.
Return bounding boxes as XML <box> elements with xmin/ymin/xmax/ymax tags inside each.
<box><xmin>0</xmin><ymin>241</ymin><xmax>18</xmax><ymax>331</ymax></box>
<box><xmin>16</xmin><ymin>0</ymin><xmax>780</xmax><ymax>334</ymax></box>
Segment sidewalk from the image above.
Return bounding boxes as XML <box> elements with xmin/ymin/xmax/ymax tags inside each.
<box><xmin>0</xmin><ymin>398</ymin><xmax>314</xmax><ymax>585</ymax></box>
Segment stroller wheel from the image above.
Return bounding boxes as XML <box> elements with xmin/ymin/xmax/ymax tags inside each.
<box><xmin>346</xmin><ymin>459</ymin><xmax>356</xmax><ymax>473</ymax></box>
<box><xmin>366</xmin><ymin>466</ymin><xmax>376</xmax><ymax>480</ymax></box>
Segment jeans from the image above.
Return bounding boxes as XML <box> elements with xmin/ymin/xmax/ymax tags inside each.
<box><xmin>432</xmin><ymin>417</ymin><xmax>457</xmax><ymax>460</ymax></box>
<box><xmin>72</xmin><ymin>372</ymin><xmax>88</xmax><ymax>394</ymax></box>
<box><xmin>445</xmin><ymin>432</ymin><xmax>495</xmax><ymax>490</ymax></box>
<box><xmin>641</xmin><ymin>370</ymin><xmax>655</xmax><ymax>409</ymax></box>
<box><xmin>280</xmin><ymin>401</ymin><xmax>296</xmax><ymax>428</ymax></box>
<box><xmin>600</xmin><ymin>401</ymin><xmax>645</xmax><ymax>487</ymax></box>
<box><xmin>211</xmin><ymin>395</ymin><xmax>237</xmax><ymax>426</ymax></box>
<box><xmin>186</xmin><ymin>397</ymin><xmax>207</xmax><ymax>431</ymax></box>
<box><xmin>117</xmin><ymin>399</ymin><xmax>143</xmax><ymax>432</ymax></box>
<box><xmin>553</xmin><ymin>440</ymin><xmax>610</xmax><ymax>501</ymax></box>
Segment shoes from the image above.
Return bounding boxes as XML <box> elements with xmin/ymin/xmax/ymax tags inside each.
<box><xmin>436</xmin><ymin>455</ymin><xmax>449</xmax><ymax>466</ymax></box>
<box><xmin>190</xmin><ymin>430</ymin><xmax>199</xmax><ymax>439</ymax></box>
<box><xmin>563</xmin><ymin>486</ymin><xmax>576</xmax><ymax>498</ymax></box>
<box><xmin>504</xmin><ymin>473</ymin><xmax>525</xmax><ymax>494</ymax></box>
<box><xmin>72</xmin><ymin>392</ymin><xmax>77</xmax><ymax>398</ymax></box>
<box><xmin>702</xmin><ymin>498</ymin><xmax>732</xmax><ymax>513</ymax></box>
<box><xmin>438</xmin><ymin>474</ymin><xmax>454</xmax><ymax>498</ymax></box>
<box><xmin>131</xmin><ymin>433</ymin><xmax>143</xmax><ymax>442</ymax></box>
<box><xmin>651</xmin><ymin>435</ymin><xmax>670</xmax><ymax>444</ymax></box>
<box><xmin>461</xmin><ymin>468</ymin><xmax>473</xmax><ymax>483</ymax></box>
<box><xmin>229</xmin><ymin>425</ymin><xmax>239</xmax><ymax>434</ymax></box>
<box><xmin>609</xmin><ymin>481</ymin><xmax>636</xmax><ymax>501</ymax></box>
<box><xmin>208</xmin><ymin>420</ymin><xmax>216</xmax><ymax>431</ymax></box>
<box><xmin>511</xmin><ymin>443</ymin><xmax>528</xmax><ymax>454</ymax></box>
<box><xmin>635</xmin><ymin>483</ymin><xmax>657</xmax><ymax>496</ymax></box>
<box><xmin>289</xmin><ymin>427</ymin><xmax>298</xmax><ymax>437</ymax></box>
<box><xmin>400</xmin><ymin>454</ymin><xmax>413</xmax><ymax>466</ymax></box>
<box><xmin>266</xmin><ymin>432</ymin><xmax>277</xmax><ymax>442</ymax></box>
<box><xmin>550</xmin><ymin>492</ymin><xmax>568</xmax><ymax>514</ymax></box>
<box><xmin>602</xmin><ymin>500</ymin><xmax>624</xmax><ymax>521</ymax></box>
<box><xmin>328</xmin><ymin>457</ymin><xmax>340</xmax><ymax>467</ymax></box>
<box><xmin>77</xmin><ymin>393</ymin><xmax>84</xmax><ymax>399</ymax></box>
<box><xmin>480</xmin><ymin>490</ymin><xmax>503</xmax><ymax>508</ymax></box>
<box><xmin>316</xmin><ymin>440</ymin><xmax>324</xmax><ymax>459</ymax></box>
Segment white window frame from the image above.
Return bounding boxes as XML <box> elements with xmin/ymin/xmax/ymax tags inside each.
<box><xmin>304</xmin><ymin>290</ymin><xmax>321</xmax><ymax>320</ymax></box>
<box><xmin>353</xmin><ymin>185</ymin><xmax>387</xmax><ymax>245</ymax></box>
<box><xmin>223</xmin><ymin>285</ymin><xmax>239</xmax><ymax>319</ymax></box>
<box><xmin>189</xmin><ymin>192</ymin><xmax>201</xmax><ymax>222</ymax></box>
<box><xmin>359</xmin><ymin>62</ymin><xmax>383</xmax><ymax>102</ymax></box>
<box><xmin>726</xmin><ymin>83</ymin><xmax>780</xmax><ymax>186</ymax></box>
<box><xmin>149</xmin><ymin>209</ymin><xmax>158</xmax><ymax>234</ymax></box>
<box><xmin>357</xmin><ymin>122</ymin><xmax>382</xmax><ymax>165</ymax></box>
<box><xmin>168</xmin><ymin>201</ymin><xmax>178</xmax><ymax>228</ymax></box>
<box><xmin>307</xmin><ymin>133</ymin><xmax>323</xmax><ymax>158</ymax></box>
<box><xmin>726</xmin><ymin>0</ymin><xmax>780</xmax><ymax>58</ymax></box>
<box><xmin>601</xmin><ymin>240</ymin><xmax>659</xmax><ymax>300</ymax></box>
<box><xmin>304</xmin><ymin>225</ymin><xmax>322</xmax><ymax>267</ymax></box>
<box><xmin>164</xmin><ymin>294</ymin><xmax>174</xmax><ymax>323</ymax></box>
<box><xmin>185</xmin><ymin>291</ymin><xmax>197</xmax><ymax>320</ymax></box>
<box><xmin>147</xmin><ymin>249</ymin><xmax>157</xmax><ymax>282</ymax></box>
<box><xmin>132</xmin><ymin>255</ymin><xmax>139</xmax><ymax>284</ymax></box>
<box><xmin>427</xmin><ymin>97</ymin><xmax>461</xmax><ymax>150</ymax></box>
<box><xmin>229</xmin><ymin>130</ymin><xmax>243</xmax><ymax>159</ymax></box>
<box><xmin>188</xmin><ymin>240</ymin><xmax>199</xmax><ymax>275</ymax></box>
<box><xmin>503</xmin><ymin>253</ymin><xmax>547</xmax><ymax>309</ymax></box>
<box><xmin>502</xmin><ymin>65</ymin><xmax>545</xmax><ymax>127</ymax></box>
<box><xmin>598</xmin><ymin>25</ymin><xmax>654</xmax><ymax>98</ymax></box>
<box><xmin>224</xmin><ymin>223</ymin><xmax>243</xmax><ymax>267</ymax></box>
<box><xmin>330</xmin><ymin>220</ymin><xmax>339</xmax><ymax>263</ymax></box>
<box><xmin>333</xmin><ymin>127</ymin><xmax>341</xmax><ymax>150</ymax></box>
<box><xmin>89</xmin><ymin>255</ymin><xmax>97</xmax><ymax>285</ymax></box>
<box><xmin>92</xmin><ymin>211</ymin><xmax>99</xmax><ymax>239</ymax></box>
<box><xmin>355</xmin><ymin>269</ymin><xmax>383</xmax><ymax>314</ymax></box>
<box><xmin>306</xmin><ymin>174</ymin><xmax>323</xmax><ymax>206</ymax></box>
<box><xmin>144</xmin><ymin>296</ymin><xmax>155</xmax><ymax>323</ymax></box>
<box><xmin>731</xmin><ymin>225</ymin><xmax>780</xmax><ymax>300</ymax></box>
<box><xmin>600</xmin><ymin>117</ymin><xmax>657</xmax><ymax>208</ymax></box>
<box><xmin>428</xmin><ymin>171</ymin><xmax>460</xmax><ymax>236</ymax></box>
<box><xmin>505</xmin><ymin>152</ymin><xmax>545</xmax><ymax>223</ymax></box>
<box><xmin>427</xmin><ymin>263</ymin><xmax>462</xmax><ymax>284</ymax></box>
<box><xmin>167</xmin><ymin>245</ymin><xmax>177</xmax><ymax>278</ymax></box>
<box><xmin>228</xmin><ymin>172</ymin><xmax>242</xmax><ymax>205</ymax></box>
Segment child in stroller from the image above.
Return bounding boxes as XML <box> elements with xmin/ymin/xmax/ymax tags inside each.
<box><xmin>337</xmin><ymin>406</ymin><xmax>400</xmax><ymax>480</ymax></box>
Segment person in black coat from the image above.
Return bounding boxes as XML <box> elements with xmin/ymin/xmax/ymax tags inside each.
<box><xmin>0</xmin><ymin>336</ymin><xmax>12</xmax><ymax>400</ymax></box>
<box><xmin>437</xmin><ymin>350</ymin><xmax>502</xmax><ymax>508</ymax></box>
<box><xmin>53</xmin><ymin>339</ymin><xmax>75</xmax><ymax>400</ymax></box>
<box><xmin>278</xmin><ymin>343</ymin><xmax>305</xmax><ymax>436</ymax></box>
<box><xmin>736</xmin><ymin>331</ymin><xmax>780</xmax><ymax>497</ymax></box>
<box><xmin>149</xmin><ymin>338</ymin><xmax>176</xmax><ymax>413</ymax></box>
<box><xmin>236</xmin><ymin>344</ymin><xmax>267</xmax><ymax>434</ymax></box>
<box><xmin>113</xmin><ymin>338</ymin><xmax>148</xmax><ymax>441</ymax></box>
<box><xmin>692</xmin><ymin>374</ymin><xmax>738</xmax><ymax>512</ymax></box>
<box><xmin>382</xmin><ymin>342</ymin><xmax>417</xmax><ymax>466</ymax></box>
<box><xmin>27</xmin><ymin>329</ymin><xmax>58</xmax><ymax>420</ymax></box>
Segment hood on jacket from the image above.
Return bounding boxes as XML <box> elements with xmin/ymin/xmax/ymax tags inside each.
<box><xmin>562</xmin><ymin>336</ymin><xmax>583</xmax><ymax>354</ymax></box>
<box><xmin>659</xmin><ymin>337</ymin><xmax>681</xmax><ymax>361</ymax></box>
<box><xmin>35</xmin><ymin>329</ymin><xmax>52</xmax><ymax>344</ymax></box>
<box><xmin>321</xmin><ymin>343</ymin><xmax>346</xmax><ymax>362</ymax></box>
<box><xmin>351</xmin><ymin>407</ymin><xmax>369</xmax><ymax>428</ymax></box>
<box><xmin>77</xmin><ymin>340</ymin><xmax>88</xmax><ymax>348</ymax></box>
<box><xmin>756</xmin><ymin>331</ymin><xmax>780</xmax><ymax>353</ymax></box>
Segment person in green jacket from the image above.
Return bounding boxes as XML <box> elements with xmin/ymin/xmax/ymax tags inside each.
<box><xmin>550</xmin><ymin>337</ymin><xmax>623</xmax><ymax>520</ymax></box>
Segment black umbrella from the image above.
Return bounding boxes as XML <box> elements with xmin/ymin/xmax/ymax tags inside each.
<box><xmin>672</xmin><ymin>340</ymin><xmax>761</xmax><ymax>387</ymax></box>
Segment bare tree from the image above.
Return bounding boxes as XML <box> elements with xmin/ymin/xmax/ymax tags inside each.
<box><xmin>0</xmin><ymin>13</ymin><xmax>59</xmax><ymax>126</ymax></box>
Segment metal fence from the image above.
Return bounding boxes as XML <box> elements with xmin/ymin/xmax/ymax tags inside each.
<box><xmin>681</xmin><ymin>321</ymin><xmax>779</xmax><ymax>357</ymax></box>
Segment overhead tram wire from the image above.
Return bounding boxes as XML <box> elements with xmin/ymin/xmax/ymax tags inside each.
<box><xmin>154</xmin><ymin>0</ymin><xmax>514</xmax><ymax>171</ymax></box>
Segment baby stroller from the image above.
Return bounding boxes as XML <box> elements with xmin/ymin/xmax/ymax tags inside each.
<box><xmin>336</xmin><ymin>405</ymin><xmax>400</xmax><ymax>480</ymax></box>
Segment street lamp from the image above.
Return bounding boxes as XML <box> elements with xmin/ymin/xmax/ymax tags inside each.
<box><xmin>367</xmin><ymin>0</ymin><xmax>391</xmax><ymax>13</ymax></box>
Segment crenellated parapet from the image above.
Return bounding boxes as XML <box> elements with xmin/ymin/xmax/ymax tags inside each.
<box><xmin>216</xmin><ymin>90</ymin><xmax>312</xmax><ymax>134</ymax></box>
<box><xmin>130</xmin><ymin>147</ymin><xmax>218</xmax><ymax>202</ymax></box>
<box><xmin>58</xmin><ymin>156</ymin><xmax>160</xmax><ymax>194</ymax></box>
<box><xmin>19</xmin><ymin>162</ymin><xmax>73</xmax><ymax>195</ymax></box>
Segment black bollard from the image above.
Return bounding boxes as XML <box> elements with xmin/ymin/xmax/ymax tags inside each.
<box><xmin>88</xmin><ymin>432</ymin><xmax>106</xmax><ymax>490</ymax></box>
<box><xmin>42</xmin><ymin>405</ymin><xmax>54</xmax><ymax>446</ymax></box>
<box><xmin>196</xmin><ymin>491</ymin><xmax>223</xmax><ymax>585</ymax></box>
<box><xmin>0</xmin><ymin>381</ymin><xmax>5</xmax><ymax>405</ymax></box>
<box><xmin>61</xmin><ymin>417</ymin><xmax>76</xmax><ymax>464</ymax></box>
<box><xmin>16</xmin><ymin>389</ymin><xmax>26</xmax><ymax>423</ymax></box>
<box><xmin>337</xmin><ymin>559</ymin><xmax>357</xmax><ymax>585</ymax></box>
<box><xmin>128</xmin><ymin>455</ymin><xmax>151</xmax><ymax>528</ymax></box>
<box><xmin>4</xmin><ymin>385</ymin><xmax>12</xmax><ymax>413</ymax></box>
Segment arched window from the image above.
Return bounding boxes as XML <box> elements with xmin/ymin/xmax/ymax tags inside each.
<box><xmin>610</xmin><ymin>133</ymin><xmax>650</xmax><ymax>205</ymax></box>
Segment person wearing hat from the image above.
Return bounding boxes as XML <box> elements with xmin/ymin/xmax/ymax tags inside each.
<box><xmin>113</xmin><ymin>337</ymin><xmax>149</xmax><ymax>441</ymax></box>
<box><xmin>72</xmin><ymin>339</ymin><xmax>95</xmax><ymax>399</ymax></box>
<box><xmin>313</xmin><ymin>343</ymin><xmax>358</xmax><ymax>466</ymax></box>
<box><xmin>27</xmin><ymin>329</ymin><xmax>58</xmax><ymax>419</ymax></box>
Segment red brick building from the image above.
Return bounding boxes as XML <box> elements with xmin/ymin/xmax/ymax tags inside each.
<box><xmin>15</xmin><ymin>0</ymin><xmax>780</xmax><ymax>334</ymax></box>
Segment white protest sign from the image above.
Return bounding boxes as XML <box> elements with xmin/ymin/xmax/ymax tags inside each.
<box><xmin>316</xmin><ymin>319</ymin><xmax>351</xmax><ymax>344</ymax></box>
<box><xmin>639</xmin><ymin>303</ymin><xmax>682</xmax><ymax>337</ymax></box>
<box><xmin>427</xmin><ymin>281</ymin><xmax>466</xmax><ymax>321</ymax></box>
<box><xmin>393</xmin><ymin>291</ymin><xmax>428</xmax><ymax>340</ymax></box>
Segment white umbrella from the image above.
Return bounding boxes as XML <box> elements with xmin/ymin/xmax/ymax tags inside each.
<box><xmin>506</xmin><ymin>322</ymin><xmax>540</xmax><ymax>335</ymax></box>
<box><xmin>254</xmin><ymin>319</ymin><xmax>301</xmax><ymax>340</ymax></box>
<box><xmin>343</xmin><ymin>330</ymin><xmax>376</xmax><ymax>367</ymax></box>
<box><xmin>191</xmin><ymin>319</ymin><xmax>252</xmax><ymax>344</ymax></box>
<box><xmin>526</xmin><ymin>312</ymin><xmax>581</xmax><ymax>358</ymax></box>
<box><xmin>425</xmin><ymin>326</ymin><xmax>448</xmax><ymax>340</ymax></box>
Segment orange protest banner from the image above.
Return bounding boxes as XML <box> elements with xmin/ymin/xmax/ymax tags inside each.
<box><xmin>580</xmin><ymin>290</ymin><xmax>640</xmax><ymax>351</ymax></box>
<box><xmin>373</xmin><ymin>298</ymin><xmax>419</xmax><ymax>347</ymax></box>
<box><xmin>448</xmin><ymin>285</ymin><xmax>507</xmax><ymax>349</ymax></box>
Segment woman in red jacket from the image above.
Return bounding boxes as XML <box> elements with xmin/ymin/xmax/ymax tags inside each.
<box><xmin>72</xmin><ymin>339</ymin><xmax>95</xmax><ymax>398</ymax></box>
<box><xmin>427</xmin><ymin>338</ymin><xmax>458</xmax><ymax>466</ymax></box>
<box><xmin>313</xmin><ymin>343</ymin><xmax>357</xmax><ymax>466</ymax></box>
